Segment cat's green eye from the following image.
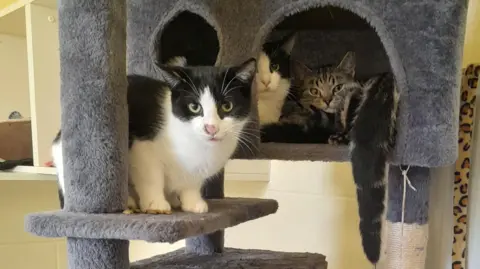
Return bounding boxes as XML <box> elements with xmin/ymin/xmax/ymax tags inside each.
<box><xmin>221</xmin><ymin>101</ymin><xmax>233</xmax><ymax>112</ymax></box>
<box><xmin>309</xmin><ymin>88</ymin><xmax>320</xmax><ymax>96</ymax></box>
<box><xmin>333</xmin><ymin>84</ymin><xmax>343</xmax><ymax>93</ymax></box>
<box><xmin>188</xmin><ymin>103</ymin><xmax>202</xmax><ymax>113</ymax></box>
<box><xmin>270</xmin><ymin>64</ymin><xmax>280</xmax><ymax>72</ymax></box>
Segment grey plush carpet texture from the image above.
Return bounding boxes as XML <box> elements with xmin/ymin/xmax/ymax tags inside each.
<box><xmin>25</xmin><ymin>198</ymin><xmax>278</xmax><ymax>243</ymax></box>
<box><xmin>131</xmin><ymin>248</ymin><xmax>327</xmax><ymax>269</ymax></box>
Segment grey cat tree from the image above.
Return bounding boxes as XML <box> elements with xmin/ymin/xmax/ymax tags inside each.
<box><xmin>24</xmin><ymin>0</ymin><xmax>468</xmax><ymax>268</ymax></box>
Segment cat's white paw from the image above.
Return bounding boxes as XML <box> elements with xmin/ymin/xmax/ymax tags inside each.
<box><xmin>140</xmin><ymin>198</ymin><xmax>172</xmax><ymax>214</ymax></box>
<box><xmin>181</xmin><ymin>199</ymin><xmax>209</xmax><ymax>213</ymax></box>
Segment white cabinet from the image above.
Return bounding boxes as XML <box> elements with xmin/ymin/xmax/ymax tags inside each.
<box><xmin>0</xmin><ymin>0</ymin><xmax>59</xmax><ymax>167</ymax></box>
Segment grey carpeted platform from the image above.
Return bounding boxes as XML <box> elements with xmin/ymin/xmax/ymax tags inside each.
<box><xmin>131</xmin><ymin>248</ymin><xmax>327</xmax><ymax>269</ymax></box>
<box><xmin>255</xmin><ymin>143</ymin><xmax>349</xmax><ymax>161</ymax></box>
<box><xmin>25</xmin><ymin>198</ymin><xmax>278</xmax><ymax>242</ymax></box>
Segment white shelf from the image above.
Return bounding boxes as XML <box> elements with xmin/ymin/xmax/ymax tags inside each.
<box><xmin>0</xmin><ymin>170</ymin><xmax>56</xmax><ymax>180</ymax></box>
<box><xmin>0</xmin><ymin>0</ymin><xmax>57</xmax><ymax>37</ymax></box>
<box><xmin>0</xmin><ymin>0</ymin><xmax>56</xmax><ymax>18</ymax></box>
<box><xmin>1</xmin><ymin>159</ymin><xmax>270</xmax><ymax>182</ymax></box>
<box><xmin>0</xmin><ymin>0</ymin><xmax>61</xmax><ymax>166</ymax></box>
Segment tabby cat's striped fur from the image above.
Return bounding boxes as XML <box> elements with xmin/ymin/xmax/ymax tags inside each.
<box><xmin>282</xmin><ymin>51</ymin><xmax>361</xmax><ymax>143</ymax></box>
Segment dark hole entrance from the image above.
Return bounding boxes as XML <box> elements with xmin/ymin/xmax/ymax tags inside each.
<box><xmin>157</xmin><ymin>11</ymin><xmax>219</xmax><ymax>66</ymax></box>
<box><xmin>266</xmin><ymin>6</ymin><xmax>390</xmax><ymax>80</ymax></box>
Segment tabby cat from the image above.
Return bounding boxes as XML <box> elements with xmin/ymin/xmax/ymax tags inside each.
<box><xmin>52</xmin><ymin>58</ymin><xmax>256</xmax><ymax>214</ymax></box>
<box><xmin>261</xmin><ymin>52</ymin><xmax>361</xmax><ymax>144</ymax></box>
<box><xmin>255</xmin><ymin>33</ymin><xmax>296</xmax><ymax>125</ymax></box>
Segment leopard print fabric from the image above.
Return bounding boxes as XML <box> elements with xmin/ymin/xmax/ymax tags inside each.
<box><xmin>452</xmin><ymin>64</ymin><xmax>479</xmax><ymax>269</ymax></box>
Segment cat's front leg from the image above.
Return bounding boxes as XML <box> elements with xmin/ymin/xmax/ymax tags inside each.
<box><xmin>179</xmin><ymin>188</ymin><xmax>208</xmax><ymax>213</ymax></box>
<box><xmin>129</xmin><ymin>141</ymin><xmax>171</xmax><ymax>214</ymax></box>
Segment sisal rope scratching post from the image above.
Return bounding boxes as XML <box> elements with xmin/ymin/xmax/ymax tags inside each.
<box><xmin>386</xmin><ymin>166</ymin><xmax>430</xmax><ymax>269</ymax></box>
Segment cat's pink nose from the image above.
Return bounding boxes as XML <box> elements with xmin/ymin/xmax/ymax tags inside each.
<box><xmin>262</xmin><ymin>80</ymin><xmax>270</xmax><ymax>87</ymax></box>
<box><xmin>204</xmin><ymin>124</ymin><xmax>218</xmax><ymax>135</ymax></box>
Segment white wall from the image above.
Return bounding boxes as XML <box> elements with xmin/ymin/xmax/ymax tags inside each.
<box><xmin>0</xmin><ymin>34</ymin><xmax>30</xmax><ymax>121</ymax></box>
<box><xmin>25</xmin><ymin>3</ymin><xmax>60</xmax><ymax>166</ymax></box>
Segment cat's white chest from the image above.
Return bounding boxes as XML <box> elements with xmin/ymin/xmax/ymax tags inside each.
<box><xmin>257</xmin><ymin>81</ymin><xmax>290</xmax><ymax>125</ymax></box>
<box><xmin>154</xmin><ymin>127</ymin><xmax>235</xmax><ymax>191</ymax></box>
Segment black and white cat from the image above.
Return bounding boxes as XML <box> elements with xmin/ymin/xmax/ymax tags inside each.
<box><xmin>52</xmin><ymin>58</ymin><xmax>256</xmax><ymax>214</ymax></box>
<box><xmin>255</xmin><ymin>33</ymin><xmax>296</xmax><ymax>125</ymax></box>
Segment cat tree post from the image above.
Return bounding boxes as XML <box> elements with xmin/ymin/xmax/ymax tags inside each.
<box><xmin>386</xmin><ymin>166</ymin><xmax>430</xmax><ymax>269</ymax></box>
<box><xmin>58</xmin><ymin>0</ymin><xmax>129</xmax><ymax>268</ymax></box>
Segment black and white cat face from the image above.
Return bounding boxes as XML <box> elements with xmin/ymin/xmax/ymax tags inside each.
<box><xmin>158</xmin><ymin>59</ymin><xmax>256</xmax><ymax>143</ymax></box>
<box><xmin>255</xmin><ymin>33</ymin><xmax>296</xmax><ymax>96</ymax></box>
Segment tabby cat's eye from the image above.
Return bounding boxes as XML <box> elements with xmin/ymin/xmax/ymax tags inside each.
<box><xmin>309</xmin><ymin>88</ymin><xmax>320</xmax><ymax>96</ymax></box>
<box><xmin>270</xmin><ymin>64</ymin><xmax>280</xmax><ymax>72</ymax></box>
<box><xmin>333</xmin><ymin>84</ymin><xmax>343</xmax><ymax>93</ymax></box>
<box><xmin>188</xmin><ymin>103</ymin><xmax>202</xmax><ymax>113</ymax></box>
<box><xmin>221</xmin><ymin>101</ymin><xmax>233</xmax><ymax>112</ymax></box>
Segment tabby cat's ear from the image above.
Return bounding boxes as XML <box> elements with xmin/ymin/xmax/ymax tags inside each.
<box><xmin>234</xmin><ymin>58</ymin><xmax>257</xmax><ymax>83</ymax></box>
<box><xmin>280</xmin><ymin>33</ymin><xmax>297</xmax><ymax>55</ymax></box>
<box><xmin>291</xmin><ymin>60</ymin><xmax>312</xmax><ymax>81</ymax></box>
<box><xmin>336</xmin><ymin>51</ymin><xmax>356</xmax><ymax>77</ymax></box>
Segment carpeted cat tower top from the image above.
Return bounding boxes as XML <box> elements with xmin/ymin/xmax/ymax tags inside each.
<box><xmin>25</xmin><ymin>0</ymin><xmax>467</xmax><ymax>268</ymax></box>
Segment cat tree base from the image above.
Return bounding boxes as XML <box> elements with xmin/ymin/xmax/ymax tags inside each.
<box><xmin>131</xmin><ymin>248</ymin><xmax>327</xmax><ymax>269</ymax></box>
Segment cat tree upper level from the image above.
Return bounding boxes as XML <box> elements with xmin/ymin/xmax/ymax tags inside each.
<box><xmin>128</xmin><ymin>0</ymin><xmax>467</xmax><ymax>167</ymax></box>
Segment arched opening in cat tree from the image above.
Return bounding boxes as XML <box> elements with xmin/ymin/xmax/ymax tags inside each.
<box><xmin>255</xmin><ymin>5</ymin><xmax>400</xmax><ymax>161</ymax></box>
<box><xmin>153</xmin><ymin>11</ymin><xmax>220</xmax><ymax>66</ymax></box>
<box><xmin>267</xmin><ymin>6</ymin><xmax>391</xmax><ymax>79</ymax></box>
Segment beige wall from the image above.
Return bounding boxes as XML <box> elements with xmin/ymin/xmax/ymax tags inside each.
<box><xmin>463</xmin><ymin>0</ymin><xmax>480</xmax><ymax>66</ymax></box>
<box><xmin>0</xmin><ymin>175</ymin><xmax>67</xmax><ymax>269</ymax></box>
<box><xmin>0</xmin><ymin>34</ymin><xmax>30</xmax><ymax>121</ymax></box>
<box><xmin>130</xmin><ymin>162</ymin><xmax>370</xmax><ymax>269</ymax></box>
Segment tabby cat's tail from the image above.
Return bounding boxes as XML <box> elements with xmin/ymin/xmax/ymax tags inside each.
<box><xmin>350</xmin><ymin>72</ymin><xmax>398</xmax><ymax>264</ymax></box>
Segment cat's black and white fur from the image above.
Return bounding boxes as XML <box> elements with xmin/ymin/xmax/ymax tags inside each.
<box><xmin>255</xmin><ymin>33</ymin><xmax>296</xmax><ymax>125</ymax></box>
<box><xmin>52</xmin><ymin>58</ymin><xmax>256</xmax><ymax>214</ymax></box>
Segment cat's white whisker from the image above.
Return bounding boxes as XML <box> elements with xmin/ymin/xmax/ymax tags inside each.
<box><xmin>223</xmin><ymin>85</ymin><xmax>243</xmax><ymax>96</ymax></box>
<box><xmin>222</xmin><ymin>74</ymin><xmax>240</xmax><ymax>98</ymax></box>
<box><xmin>177</xmin><ymin>69</ymin><xmax>200</xmax><ymax>97</ymax></box>
<box><xmin>221</xmin><ymin>67</ymin><xmax>230</xmax><ymax>95</ymax></box>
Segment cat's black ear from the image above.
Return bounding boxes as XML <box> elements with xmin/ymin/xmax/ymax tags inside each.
<box><xmin>280</xmin><ymin>33</ymin><xmax>296</xmax><ymax>55</ymax></box>
<box><xmin>156</xmin><ymin>64</ymin><xmax>187</xmax><ymax>88</ymax></box>
<box><xmin>234</xmin><ymin>58</ymin><xmax>257</xmax><ymax>83</ymax></box>
<box><xmin>336</xmin><ymin>51</ymin><xmax>356</xmax><ymax>77</ymax></box>
<box><xmin>291</xmin><ymin>60</ymin><xmax>312</xmax><ymax>81</ymax></box>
